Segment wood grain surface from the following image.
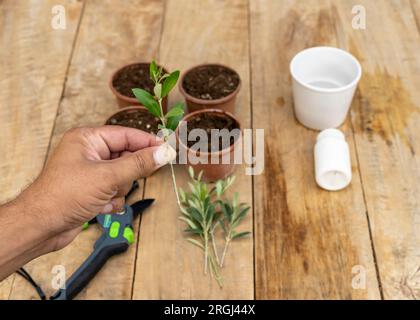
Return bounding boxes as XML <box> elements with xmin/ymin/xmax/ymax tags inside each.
<box><xmin>1</xmin><ymin>0</ymin><xmax>419</xmax><ymax>300</ymax></box>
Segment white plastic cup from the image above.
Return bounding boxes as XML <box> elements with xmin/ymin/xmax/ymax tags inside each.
<box><xmin>290</xmin><ymin>47</ymin><xmax>362</xmax><ymax>130</ymax></box>
<box><xmin>314</xmin><ymin>129</ymin><xmax>351</xmax><ymax>191</ymax></box>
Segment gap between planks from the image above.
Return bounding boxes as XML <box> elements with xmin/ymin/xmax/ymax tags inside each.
<box><xmin>246</xmin><ymin>0</ymin><xmax>258</xmax><ymax>300</ymax></box>
<box><xmin>348</xmin><ymin>104</ymin><xmax>385</xmax><ymax>300</ymax></box>
<box><xmin>410</xmin><ymin>0</ymin><xmax>420</xmax><ymax>34</ymax></box>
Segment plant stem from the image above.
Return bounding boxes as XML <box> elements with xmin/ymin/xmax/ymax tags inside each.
<box><xmin>169</xmin><ymin>163</ymin><xmax>181</xmax><ymax>208</ymax></box>
<box><xmin>210</xmin><ymin>229</ymin><xmax>220</xmax><ymax>266</ymax></box>
<box><xmin>220</xmin><ymin>235</ymin><xmax>231</xmax><ymax>267</ymax></box>
<box><xmin>158</xmin><ymin>98</ymin><xmax>181</xmax><ymax>209</ymax></box>
<box><xmin>209</xmin><ymin>254</ymin><xmax>223</xmax><ymax>288</ymax></box>
<box><xmin>204</xmin><ymin>234</ymin><xmax>209</xmax><ymax>275</ymax></box>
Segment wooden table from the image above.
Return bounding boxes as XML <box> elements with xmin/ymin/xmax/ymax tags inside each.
<box><xmin>1</xmin><ymin>0</ymin><xmax>419</xmax><ymax>300</ymax></box>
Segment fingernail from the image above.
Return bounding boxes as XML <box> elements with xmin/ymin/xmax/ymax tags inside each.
<box><xmin>102</xmin><ymin>203</ymin><xmax>113</xmax><ymax>213</ymax></box>
<box><xmin>153</xmin><ymin>143</ymin><xmax>177</xmax><ymax>166</ymax></box>
<box><xmin>111</xmin><ymin>198</ymin><xmax>124</xmax><ymax>212</ymax></box>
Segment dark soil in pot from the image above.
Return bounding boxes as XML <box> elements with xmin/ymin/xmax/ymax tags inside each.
<box><xmin>178</xmin><ymin>108</ymin><xmax>241</xmax><ymax>182</ymax></box>
<box><xmin>112</xmin><ymin>64</ymin><xmax>154</xmax><ymax>98</ymax></box>
<box><xmin>110</xmin><ymin>62</ymin><xmax>168</xmax><ymax>110</ymax></box>
<box><xmin>106</xmin><ymin>107</ymin><xmax>160</xmax><ymax>135</ymax></box>
<box><xmin>179</xmin><ymin>64</ymin><xmax>241</xmax><ymax>114</ymax></box>
<box><xmin>186</xmin><ymin>112</ymin><xmax>240</xmax><ymax>152</ymax></box>
<box><xmin>182</xmin><ymin>65</ymin><xmax>240</xmax><ymax>100</ymax></box>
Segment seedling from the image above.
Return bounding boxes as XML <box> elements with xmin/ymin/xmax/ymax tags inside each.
<box><xmin>179</xmin><ymin>167</ymin><xmax>250</xmax><ymax>286</ymax></box>
<box><xmin>132</xmin><ymin>61</ymin><xmax>185</xmax><ymax>206</ymax></box>
<box><xmin>217</xmin><ymin>194</ymin><xmax>251</xmax><ymax>267</ymax></box>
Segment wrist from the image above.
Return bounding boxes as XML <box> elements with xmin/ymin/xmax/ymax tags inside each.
<box><xmin>0</xmin><ymin>198</ymin><xmax>55</xmax><ymax>279</ymax></box>
<box><xmin>16</xmin><ymin>180</ymin><xmax>63</xmax><ymax>238</ymax></box>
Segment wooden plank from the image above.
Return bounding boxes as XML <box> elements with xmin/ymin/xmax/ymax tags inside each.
<box><xmin>250</xmin><ymin>0</ymin><xmax>380</xmax><ymax>299</ymax></box>
<box><xmin>334</xmin><ymin>0</ymin><xmax>420</xmax><ymax>299</ymax></box>
<box><xmin>133</xmin><ymin>0</ymin><xmax>254</xmax><ymax>299</ymax></box>
<box><xmin>8</xmin><ymin>0</ymin><xmax>165</xmax><ymax>299</ymax></box>
<box><xmin>0</xmin><ymin>0</ymin><xmax>83</xmax><ymax>299</ymax></box>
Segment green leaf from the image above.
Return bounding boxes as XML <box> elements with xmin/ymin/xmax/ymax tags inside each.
<box><xmin>187</xmin><ymin>198</ymin><xmax>200</xmax><ymax>211</ymax></box>
<box><xmin>224</xmin><ymin>175</ymin><xmax>236</xmax><ymax>192</ymax></box>
<box><xmin>219</xmin><ymin>202</ymin><xmax>230</xmax><ymax>220</ymax></box>
<box><xmin>153</xmin><ymin>83</ymin><xmax>162</xmax><ymax>99</ymax></box>
<box><xmin>186</xmin><ymin>238</ymin><xmax>204</xmax><ymax>249</ymax></box>
<box><xmin>188</xmin><ymin>166</ymin><xmax>195</xmax><ymax>180</ymax></box>
<box><xmin>179</xmin><ymin>188</ymin><xmax>187</xmax><ymax>203</ymax></box>
<box><xmin>165</xmin><ymin>103</ymin><xmax>185</xmax><ymax>131</ymax></box>
<box><xmin>150</xmin><ymin>61</ymin><xmax>158</xmax><ymax>82</ymax></box>
<box><xmin>179</xmin><ymin>216</ymin><xmax>198</xmax><ymax>229</ymax></box>
<box><xmin>231</xmin><ymin>231</ymin><xmax>251</xmax><ymax>240</ymax></box>
<box><xmin>233</xmin><ymin>192</ymin><xmax>239</xmax><ymax>208</ymax></box>
<box><xmin>167</xmin><ymin>115</ymin><xmax>182</xmax><ymax>131</ymax></box>
<box><xmin>180</xmin><ymin>206</ymin><xmax>190</xmax><ymax>216</ymax></box>
<box><xmin>184</xmin><ymin>227</ymin><xmax>203</xmax><ymax>235</ymax></box>
<box><xmin>215</xmin><ymin>181</ymin><xmax>223</xmax><ymax>198</ymax></box>
<box><xmin>132</xmin><ymin>88</ymin><xmax>161</xmax><ymax>117</ymax></box>
<box><xmin>187</xmin><ymin>182</ymin><xmax>196</xmax><ymax>193</ymax></box>
<box><xmin>226</xmin><ymin>202</ymin><xmax>233</xmax><ymax>217</ymax></box>
<box><xmin>161</xmin><ymin>70</ymin><xmax>180</xmax><ymax>97</ymax></box>
<box><xmin>160</xmin><ymin>73</ymin><xmax>170</xmax><ymax>81</ymax></box>
<box><xmin>165</xmin><ymin>103</ymin><xmax>185</xmax><ymax>119</ymax></box>
<box><xmin>207</xmin><ymin>205</ymin><xmax>216</xmax><ymax>225</ymax></box>
<box><xmin>187</xmin><ymin>207</ymin><xmax>203</xmax><ymax>225</ymax></box>
<box><xmin>218</xmin><ymin>219</ymin><xmax>228</xmax><ymax>235</ymax></box>
<box><xmin>233</xmin><ymin>206</ymin><xmax>250</xmax><ymax>227</ymax></box>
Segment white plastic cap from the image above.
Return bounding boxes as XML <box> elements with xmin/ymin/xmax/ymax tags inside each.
<box><xmin>314</xmin><ymin>128</ymin><xmax>351</xmax><ymax>191</ymax></box>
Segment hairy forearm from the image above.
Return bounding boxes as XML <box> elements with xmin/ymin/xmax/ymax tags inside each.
<box><xmin>0</xmin><ymin>187</ymin><xmax>54</xmax><ymax>280</ymax></box>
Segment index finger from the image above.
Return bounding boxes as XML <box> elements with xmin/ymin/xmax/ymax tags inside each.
<box><xmin>94</xmin><ymin>125</ymin><xmax>162</xmax><ymax>153</ymax></box>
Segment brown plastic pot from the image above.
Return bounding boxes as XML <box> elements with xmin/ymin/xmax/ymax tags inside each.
<box><xmin>179</xmin><ymin>63</ymin><xmax>241</xmax><ymax>114</ymax></box>
<box><xmin>177</xmin><ymin>108</ymin><xmax>242</xmax><ymax>182</ymax></box>
<box><xmin>109</xmin><ymin>62</ymin><xmax>168</xmax><ymax>112</ymax></box>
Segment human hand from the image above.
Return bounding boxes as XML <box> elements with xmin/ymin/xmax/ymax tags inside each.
<box><xmin>21</xmin><ymin>125</ymin><xmax>176</xmax><ymax>251</ymax></box>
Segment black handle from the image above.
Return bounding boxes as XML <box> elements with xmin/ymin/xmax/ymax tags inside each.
<box><xmin>50</xmin><ymin>242</ymin><xmax>128</xmax><ymax>300</ymax></box>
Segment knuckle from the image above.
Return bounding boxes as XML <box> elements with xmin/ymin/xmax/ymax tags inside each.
<box><xmin>63</xmin><ymin>127</ymin><xmax>93</xmax><ymax>141</ymax></box>
<box><xmin>64</xmin><ymin>127</ymin><xmax>81</xmax><ymax>138</ymax></box>
<box><xmin>133</xmin><ymin>153</ymin><xmax>148</xmax><ymax>173</ymax></box>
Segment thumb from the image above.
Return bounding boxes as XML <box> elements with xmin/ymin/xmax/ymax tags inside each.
<box><xmin>111</xmin><ymin>143</ymin><xmax>176</xmax><ymax>184</ymax></box>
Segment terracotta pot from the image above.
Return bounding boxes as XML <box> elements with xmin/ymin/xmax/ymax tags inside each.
<box><xmin>177</xmin><ymin>108</ymin><xmax>241</xmax><ymax>182</ymax></box>
<box><xmin>179</xmin><ymin>63</ymin><xmax>241</xmax><ymax>114</ymax></box>
<box><xmin>109</xmin><ymin>62</ymin><xmax>168</xmax><ymax>112</ymax></box>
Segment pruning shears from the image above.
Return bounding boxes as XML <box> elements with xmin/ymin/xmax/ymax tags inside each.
<box><xmin>50</xmin><ymin>182</ymin><xmax>154</xmax><ymax>300</ymax></box>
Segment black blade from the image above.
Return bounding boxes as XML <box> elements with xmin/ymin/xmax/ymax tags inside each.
<box><xmin>87</xmin><ymin>198</ymin><xmax>154</xmax><ymax>226</ymax></box>
<box><xmin>130</xmin><ymin>198</ymin><xmax>155</xmax><ymax>218</ymax></box>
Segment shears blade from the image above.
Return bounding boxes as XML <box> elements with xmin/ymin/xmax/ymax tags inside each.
<box><xmin>130</xmin><ymin>198</ymin><xmax>154</xmax><ymax>218</ymax></box>
<box><xmin>88</xmin><ymin>198</ymin><xmax>154</xmax><ymax>225</ymax></box>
